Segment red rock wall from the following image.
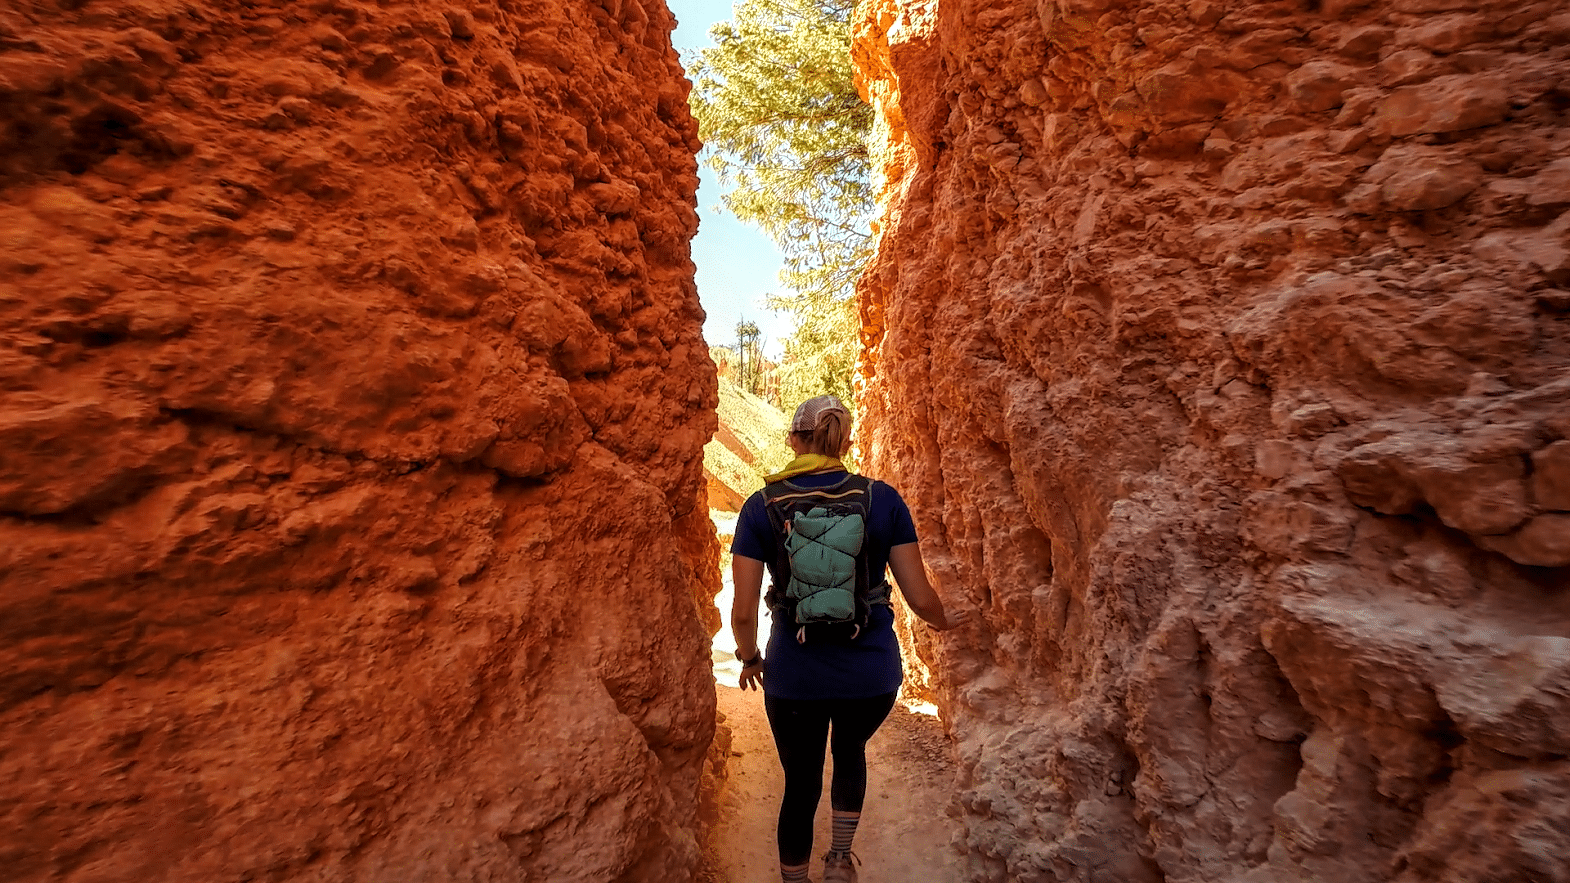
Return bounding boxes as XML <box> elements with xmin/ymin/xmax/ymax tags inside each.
<box><xmin>0</xmin><ymin>1</ymin><xmax>717</xmax><ymax>880</ymax></box>
<box><xmin>854</xmin><ymin>0</ymin><xmax>1570</xmax><ymax>880</ymax></box>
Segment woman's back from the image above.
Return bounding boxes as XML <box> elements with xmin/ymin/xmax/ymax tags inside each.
<box><xmin>732</xmin><ymin>470</ymin><xmax>917</xmax><ymax>700</ymax></box>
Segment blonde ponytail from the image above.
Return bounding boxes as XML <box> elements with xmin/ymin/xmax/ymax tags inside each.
<box><xmin>795</xmin><ymin>409</ymin><xmax>851</xmax><ymax>457</ymax></box>
<box><xmin>788</xmin><ymin>394</ymin><xmax>853</xmax><ymax>457</ymax></box>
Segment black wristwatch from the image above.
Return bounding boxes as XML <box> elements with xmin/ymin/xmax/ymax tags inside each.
<box><xmin>736</xmin><ymin>650</ymin><xmax>764</xmax><ymax>667</ymax></box>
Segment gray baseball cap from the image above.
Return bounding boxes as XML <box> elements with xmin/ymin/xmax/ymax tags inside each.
<box><xmin>790</xmin><ymin>395</ymin><xmax>850</xmax><ymax>432</ymax></box>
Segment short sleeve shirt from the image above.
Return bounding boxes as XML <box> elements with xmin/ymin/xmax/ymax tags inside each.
<box><xmin>731</xmin><ymin>471</ymin><xmax>919</xmax><ymax>700</ymax></box>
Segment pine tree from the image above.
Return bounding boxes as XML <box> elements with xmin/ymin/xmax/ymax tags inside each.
<box><xmin>735</xmin><ymin>319</ymin><xmax>762</xmax><ymax>396</ymax></box>
<box><xmin>688</xmin><ymin>0</ymin><xmax>871</xmax><ymax>407</ymax></box>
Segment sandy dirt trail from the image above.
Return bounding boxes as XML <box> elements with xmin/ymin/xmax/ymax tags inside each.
<box><xmin>707</xmin><ymin>550</ymin><xmax>967</xmax><ymax>883</ymax></box>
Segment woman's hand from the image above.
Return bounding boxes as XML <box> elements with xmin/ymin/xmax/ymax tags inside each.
<box><xmin>739</xmin><ymin>658</ymin><xmax>765</xmax><ymax>691</ymax></box>
<box><xmin>927</xmin><ymin>607</ymin><xmax>973</xmax><ymax>631</ymax></box>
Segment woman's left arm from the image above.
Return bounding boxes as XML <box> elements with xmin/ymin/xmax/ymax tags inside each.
<box><xmin>889</xmin><ymin>542</ymin><xmax>972</xmax><ymax>630</ymax></box>
<box><xmin>731</xmin><ymin>554</ymin><xmax>767</xmax><ymax>691</ymax></box>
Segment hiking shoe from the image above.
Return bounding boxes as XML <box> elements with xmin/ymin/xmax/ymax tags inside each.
<box><xmin>822</xmin><ymin>849</ymin><xmax>858</xmax><ymax>883</ymax></box>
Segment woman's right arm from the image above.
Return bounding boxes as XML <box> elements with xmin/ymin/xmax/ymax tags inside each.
<box><xmin>731</xmin><ymin>555</ymin><xmax>765</xmax><ymax>661</ymax></box>
<box><xmin>731</xmin><ymin>553</ymin><xmax>768</xmax><ymax>691</ymax></box>
<box><xmin>888</xmin><ymin>542</ymin><xmax>971</xmax><ymax>630</ymax></box>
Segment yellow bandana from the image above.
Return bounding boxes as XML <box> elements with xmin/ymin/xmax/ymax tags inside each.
<box><xmin>764</xmin><ymin>454</ymin><xmax>846</xmax><ymax>484</ymax></box>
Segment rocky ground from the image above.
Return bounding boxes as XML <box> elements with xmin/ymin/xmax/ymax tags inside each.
<box><xmin>707</xmin><ymin>676</ymin><xmax>968</xmax><ymax>883</ymax></box>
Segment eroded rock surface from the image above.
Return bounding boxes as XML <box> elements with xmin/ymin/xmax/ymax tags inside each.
<box><xmin>853</xmin><ymin>0</ymin><xmax>1570</xmax><ymax>880</ymax></box>
<box><xmin>0</xmin><ymin>1</ymin><xmax>716</xmax><ymax>880</ymax></box>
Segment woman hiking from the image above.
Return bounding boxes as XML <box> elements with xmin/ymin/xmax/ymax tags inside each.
<box><xmin>729</xmin><ymin>394</ymin><xmax>970</xmax><ymax>883</ymax></box>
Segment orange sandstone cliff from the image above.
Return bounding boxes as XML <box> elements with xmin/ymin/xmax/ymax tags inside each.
<box><xmin>0</xmin><ymin>1</ymin><xmax>717</xmax><ymax>880</ymax></box>
<box><xmin>855</xmin><ymin>0</ymin><xmax>1570</xmax><ymax>880</ymax></box>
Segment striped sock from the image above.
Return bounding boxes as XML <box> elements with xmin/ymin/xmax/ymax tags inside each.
<box><xmin>781</xmin><ymin>862</ymin><xmax>811</xmax><ymax>882</ymax></box>
<box><xmin>831</xmin><ymin>811</ymin><xmax>860</xmax><ymax>854</ymax></box>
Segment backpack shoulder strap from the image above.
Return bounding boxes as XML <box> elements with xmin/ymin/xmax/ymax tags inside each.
<box><xmin>846</xmin><ymin>475</ymin><xmax>892</xmax><ymax>604</ymax></box>
<box><xmin>766</xmin><ymin>474</ymin><xmax>861</xmax><ymax>503</ymax></box>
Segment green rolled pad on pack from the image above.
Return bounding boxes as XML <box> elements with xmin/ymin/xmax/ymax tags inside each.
<box><xmin>784</xmin><ymin>507</ymin><xmax>865</xmax><ymax>620</ymax></box>
<box><xmin>761</xmin><ymin>473</ymin><xmax>880</xmax><ymax>643</ymax></box>
<box><xmin>796</xmin><ymin>588</ymin><xmax>856</xmax><ymax>621</ymax></box>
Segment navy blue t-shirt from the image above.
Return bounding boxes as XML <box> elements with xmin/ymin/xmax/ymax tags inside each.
<box><xmin>731</xmin><ymin>471</ymin><xmax>919</xmax><ymax>700</ymax></box>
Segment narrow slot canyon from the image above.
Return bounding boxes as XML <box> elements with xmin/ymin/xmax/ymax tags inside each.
<box><xmin>3</xmin><ymin>2</ymin><xmax>1568</xmax><ymax>883</ymax></box>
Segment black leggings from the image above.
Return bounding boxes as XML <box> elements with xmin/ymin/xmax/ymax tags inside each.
<box><xmin>763</xmin><ymin>692</ymin><xmax>898</xmax><ymax>866</ymax></box>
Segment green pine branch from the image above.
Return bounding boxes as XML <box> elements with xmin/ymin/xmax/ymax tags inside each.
<box><xmin>689</xmin><ymin>0</ymin><xmax>873</xmax><ymax>409</ymax></box>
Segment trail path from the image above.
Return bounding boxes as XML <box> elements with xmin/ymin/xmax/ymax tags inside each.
<box><xmin>707</xmin><ymin>551</ymin><xmax>967</xmax><ymax>883</ymax></box>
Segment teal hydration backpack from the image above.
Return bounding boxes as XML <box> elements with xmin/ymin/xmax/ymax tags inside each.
<box><xmin>762</xmin><ymin>474</ymin><xmax>889</xmax><ymax>644</ymax></box>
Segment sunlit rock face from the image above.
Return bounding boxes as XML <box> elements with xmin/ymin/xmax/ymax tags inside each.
<box><xmin>853</xmin><ymin>0</ymin><xmax>1570</xmax><ymax>880</ymax></box>
<box><xmin>0</xmin><ymin>1</ymin><xmax>716</xmax><ymax>880</ymax></box>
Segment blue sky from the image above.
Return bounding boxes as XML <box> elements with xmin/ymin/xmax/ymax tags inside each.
<box><xmin>667</xmin><ymin>0</ymin><xmax>793</xmax><ymax>358</ymax></box>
